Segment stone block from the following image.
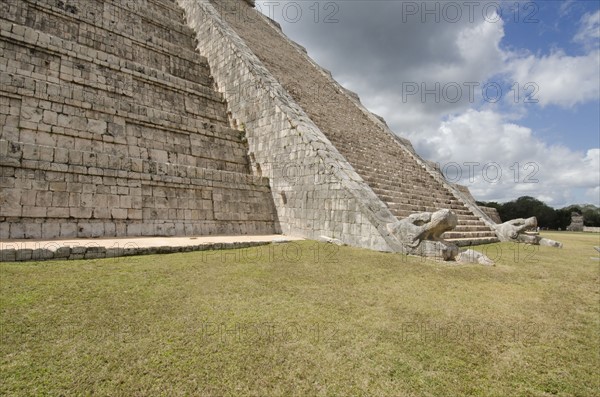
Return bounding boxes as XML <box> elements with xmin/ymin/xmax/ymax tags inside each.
<box><xmin>0</xmin><ymin>188</ymin><xmax>22</xmax><ymax>216</ymax></box>
<box><xmin>82</xmin><ymin>152</ymin><xmax>97</xmax><ymax>167</ymax></box>
<box><xmin>68</xmin><ymin>193</ymin><xmax>80</xmax><ymax>207</ymax></box>
<box><xmin>9</xmin><ymin>223</ymin><xmax>26</xmax><ymax>239</ymax></box>
<box><xmin>104</xmin><ymin>222</ymin><xmax>116</xmax><ymax>236</ymax></box>
<box><xmin>69</xmin><ymin>207</ymin><xmax>93</xmax><ymax>218</ymax></box>
<box><xmin>120</xmin><ymin>196</ymin><xmax>132</xmax><ymax>208</ymax></box>
<box><xmin>93</xmin><ymin>208</ymin><xmax>111</xmax><ymax>219</ymax></box>
<box><xmin>77</xmin><ymin>223</ymin><xmax>104</xmax><ymax>238</ymax></box>
<box><xmin>16</xmin><ymin>249</ymin><xmax>33</xmax><ymax>262</ymax></box>
<box><xmin>49</xmin><ymin>182</ymin><xmax>67</xmax><ymax>192</ymax></box>
<box><xmin>69</xmin><ymin>150</ymin><xmax>83</xmax><ymax>165</ymax></box>
<box><xmin>54</xmin><ymin>247</ymin><xmax>72</xmax><ymax>259</ymax></box>
<box><xmin>80</xmin><ymin>193</ymin><xmax>93</xmax><ymax>208</ymax></box>
<box><xmin>0</xmin><ymin>222</ymin><xmax>9</xmax><ymax>239</ymax></box>
<box><xmin>111</xmin><ymin>208</ymin><xmax>128</xmax><ymax>220</ymax></box>
<box><xmin>92</xmin><ymin>194</ymin><xmax>108</xmax><ymax>207</ymax></box>
<box><xmin>47</xmin><ymin>207</ymin><xmax>70</xmax><ymax>218</ymax></box>
<box><xmin>54</xmin><ymin>148</ymin><xmax>69</xmax><ymax>163</ymax></box>
<box><xmin>0</xmin><ymin>249</ymin><xmax>17</xmax><ymax>263</ymax></box>
<box><xmin>42</xmin><ymin>223</ymin><xmax>61</xmax><ymax>238</ymax></box>
<box><xmin>21</xmin><ymin>191</ymin><xmax>36</xmax><ymax>206</ymax></box>
<box><xmin>22</xmin><ymin>206</ymin><xmax>47</xmax><ymax>217</ymax></box>
<box><xmin>51</xmin><ymin>192</ymin><xmax>69</xmax><ymax>206</ymax></box>
<box><xmin>127</xmin><ymin>209</ymin><xmax>143</xmax><ymax>220</ymax></box>
<box><xmin>60</xmin><ymin>223</ymin><xmax>78</xmax><ymax>238</ymax></box>
<box><xmin>38</xmin><ymin>147</ymin><xmax>55</xmax><ymax>162</ymax></box>
<box><xmin>43</xmin><ymin>110</ymin><xmax>58</xmax><ymax>125</ymax></box>
<box><xmin>24</xmin><ymin>223</ymin><xmax>42</xmax><ymax>239</ymax></box>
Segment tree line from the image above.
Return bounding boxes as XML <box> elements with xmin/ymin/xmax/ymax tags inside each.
<box><xmin>477</xmin><ymin>196</ymin><xmax>600</xmax><ymax>230</ymax></box>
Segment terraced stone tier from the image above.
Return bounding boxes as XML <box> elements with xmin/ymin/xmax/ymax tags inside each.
<box><xmin>0</xmin><ymin>0</ymin><xmax>280</xmax><ymax>239</ymax></box>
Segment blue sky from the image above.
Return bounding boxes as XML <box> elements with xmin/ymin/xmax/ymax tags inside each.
<box><xmin>256</xmin><ymin>0</ymin><xmax>600</xmax><ymax>207</ymax></box>
<box><xmin>502</xmin><ymin>1</ymin><xmax>600</xmax><ymax>152</ymax></box>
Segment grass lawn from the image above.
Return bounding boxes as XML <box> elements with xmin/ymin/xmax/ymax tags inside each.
<box><xmin>1</xmin><ymin>232</ymin><xmax>599</xmax><ymax>396</ymax></box>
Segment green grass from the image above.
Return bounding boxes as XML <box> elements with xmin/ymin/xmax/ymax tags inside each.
<box><xmin>1</xmin><ymin>232</ymin><xmax>599</xmax><ymax>396</ymax></box>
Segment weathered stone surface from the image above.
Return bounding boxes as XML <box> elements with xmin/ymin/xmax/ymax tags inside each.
<box><xmin>318</xmin><ymin>236</ymin><xmax>345</xmax><ymax>246</ymax></box>
<box><xmin>0</xmin><ymin>0</ymin><xmax>279</xmax><ymax>239</ymax></box>
<box><xmin>539</xmin><ymin>238</ymin><xmax>563</xmax><ymax>248</ymax></box>
<box><xmin>494</xmin><ymin>217</ymin><xmax>538</xmax><ymax>243</ymax></box>
<box><xmin>387</xmin><ymin>209</ymin><xmax>459</xmax><ymax>260</ymax></box>
<box><xmin>456</xmin><ymin>249</ymin><xmax>495</xmax><ymax>266</ymax></box>
<box><xmin>493</xmin><ymin>217</ymin><xmax>562</xmax><ymax>248</ymax></box>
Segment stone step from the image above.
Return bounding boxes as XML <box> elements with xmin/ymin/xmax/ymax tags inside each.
<box><xmin>0</xmin><ymin>83</ymin><xmax>239</xmax><ymax>151</ymax></box>
<box><xmin>1</xmin><ymin>138</ymin><xmax>278</xmax><ymax>232</ymax></box>
<box><xmin>28</xmin><ymin>0</ymin><xmax>197</xmax><ymax>49</ymax></box>
<box><xmin>458</xmin><ymin>219</ymin><xmax>489</xmax><ymax>225</ymax></box>
<box><xmin>0</xmin><ymin>20</ymin><xmax>222</xmax><ymax>108</ymax></box>
<box><xmin>0</xmin><ymin>23</ymin><xmax>253</xmax><ymax>171</ymax></box>
<box><xmin>108</xmin><ymin>0</ymin><xmax>188</xmax><ymax>26</ymax></box>
<box><xmin>368</xmin><ymin>178</ymin><xmax>455</xmax><ymax>197</ymax></box>
<box><xmin>2</xmin><ymin>0</ymin><xmax>212</xmax><ymax>85</ymax></box>
<box><xmin>453</xmin><ymin>225</ymin><xmax>492</xmax><ymax>232</ymax></box>
<box><xmin>370</xmin><ymin>184</ymin><xmax>458</xmax><ymax>205</ymax></box>
<box><xmin>442</xmin><ymin>231</ymin><xmax>498</xmax><ymax>239</ymax></box>
<box><xmin>377</xmin><ymin>195</ymin><xmax>456</xmax><ymax>208</ymax></box>
<box><xmin>352</xmin><ymin>162</ymin><xmax>428</xmax><ymax>182</ymax></box>
<box><xmin>386</xmin><ymin>203</ymin><xmax>473</xmax><ymax>217</ymax></box>
<box><xmin>1</xmin><ymin>139</ymin><xmax>261</xmax><ymax>188</ymax></box>
<box><xmin>445</xmin><ymin>237</ymin><xmax>500</xmax><ymax>247</ymax></box>
<box><xmin>0</xmin><ymin>90</ymin><xmax>250</xmax><ymax>173</ymax></box>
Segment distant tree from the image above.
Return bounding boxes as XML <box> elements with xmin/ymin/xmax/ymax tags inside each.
<box><xmin>562</xmin><ymin>205</ymin><xmax>583</xmax><ymax>215</ymax></box>
<box><xmin>476</xmin><ymin>201</ymin><xmax>501</xmax><ymax>210</ymax></box>
<box><xmin>494</xmin><ymin>196</ymin><xmax>556</xmax><ymax>227</ymax></box>
<box><xmin>582</xmin><ymin>208</ymin><xmax>600</xmax><ymax>227</ymax></box>
<box><xmin>478</xmin><ymin>198</ymin><xmax>599</xmax><ymax>229</ymax></box>
<box><xmin>553</xmin><ymin>208</ymin><xmax>572</xmax><ymax>230</ymax></box>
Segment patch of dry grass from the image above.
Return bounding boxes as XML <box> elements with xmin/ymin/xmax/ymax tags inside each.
<box><xmin>1</xmin><ymin>233</ymin><xmax>598</xmax><ymax>396</ymax></box>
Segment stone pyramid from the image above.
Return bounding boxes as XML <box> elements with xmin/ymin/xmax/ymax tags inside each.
<box><xmin>0</xmin><ymin>0</ymin><xmax>279</xmax><ymax>239</ymax></box>
<box><xmin>0</xmin><ymin>0</ymin><xmax>499</xmax><ymax>252</ymax></box>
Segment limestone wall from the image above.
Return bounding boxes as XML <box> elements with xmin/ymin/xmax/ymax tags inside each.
<box><xmin>178</xmin><ymin>0</ymin><xmax>405</xmax><ymax>251</ymax></box>
<box><xmin>0</xmin><ymin>0</ymin><xmax>279</xmax><ymax>239</ymax></box>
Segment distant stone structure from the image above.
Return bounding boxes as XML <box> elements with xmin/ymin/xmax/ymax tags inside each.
<box><xmin>0</xmin><ymin>0</ymin><xmax>501</xmax><ymax>258</ymax></box>
<box><xmin>566</xmin><ymin>213</ymin><xmax>584</xmax><ymax>231</ymax></box>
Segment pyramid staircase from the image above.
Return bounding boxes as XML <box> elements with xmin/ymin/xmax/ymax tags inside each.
<box><xmin>0</xmin><ymin>0</ymin><xmax>279</xmax><ymax>238</ymax></box>
<box><xmin>213</xmin><ymin>0</ymin><xmax>498</xmax><ymax>247</ymax></box>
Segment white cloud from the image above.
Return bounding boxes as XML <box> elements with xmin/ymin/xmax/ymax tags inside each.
<box><xmin>586</xmin><ymin>186</ymin><xmax>600</xmax><ymax>206</ymax></box>
<box><xmin>559</xmin><ymin>0</ymin><xmax>577</xmax><ymax>17</ymax></box>
<box><xmin>404</xmin><ymin>109</ymin><xmax>600</xmax><ymax>207</ymax></box>
<box><xmin>257</xmin><ymin>1</ymin><xmax>600</xmax><ymax>206</ymax></box>
<box><xmin>507</xmin><ymin>49</ymin><xmax>600</xmax><ymax>108</ymax></box>
<box><xmin>574</xmin><ymin>10</ymin><xmax>600</xmax><ymax>50</ymax></box>
<box><xmin>505</xmin><ymin>9</ymin><xmax>600</xmax><ymax>109</ymax></box>
<box><xmin>419</xmin><ymin>14</ymin><xmax>506</xmax><ymax>84</ymax></box>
